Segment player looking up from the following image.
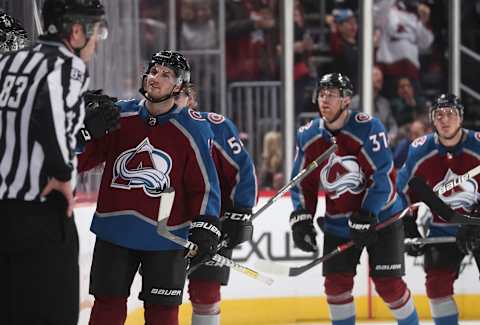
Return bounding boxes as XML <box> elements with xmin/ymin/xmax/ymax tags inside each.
<box><xmin>78</xmin><ymin>50</ymin><xmax>221</xmax><ymax>325</ymax></box>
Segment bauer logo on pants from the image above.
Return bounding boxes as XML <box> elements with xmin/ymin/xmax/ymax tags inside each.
<box><xmin>150</xmin><ymin>288</ymin><xmax>182</xmax><ymax>296</ymax></box>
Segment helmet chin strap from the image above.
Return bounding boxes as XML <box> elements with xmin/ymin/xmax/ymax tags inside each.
<box><xmin>72</xmin><ymin>37</ymin><xmax>95</xmax><ymax>58</ymax></box>
<box><xmin>140</xmin><ymin>78</ymin><xmax>179</xmax><ymax>104</ymax></box>
<box><xmin>145</xmin><ymin>88</ymin><xmax>176</xmax><ymax>104</ymax></box>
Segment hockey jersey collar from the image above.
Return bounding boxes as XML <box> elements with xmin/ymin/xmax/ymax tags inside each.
<box><xmin>433</xmin><ymin>129</ymin><xmax>467</xmax><ymax>156</ymax></box>
<box><xmin>138</xmin><ymin>100</ymin><xmax>183</xmax><ymax>126</ymax></box>
<box><xmin>37</xmin><ymin>36</ymin><xmax>74</xmax><ymax>56</ymax></box>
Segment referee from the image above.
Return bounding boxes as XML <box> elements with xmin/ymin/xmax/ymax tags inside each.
<box><xmin>0</xmin><ymin>1</ymin><xmax>108</xmax><ymax>324</ymax></box>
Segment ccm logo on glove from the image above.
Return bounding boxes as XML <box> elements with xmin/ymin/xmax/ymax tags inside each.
<box><xmin>223</xmin><ymin>211</ymin><xmax>252</xmax><ymax>222</ymax></box>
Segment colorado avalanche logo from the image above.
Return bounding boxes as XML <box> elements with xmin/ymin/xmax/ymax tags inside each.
<box><xmin>432</xmin><ymin>169</ymin><xmax>478</xmax><ymax>211</ymax></box>
<box><xmin>411</xmin><ymin>135</ymin><xmax>427</xmax><ymax>148</ymax></box>
<box><xmin>188</xmin><ymin>109</ymin><xmax>206</xmax><ymax>121</ymax></box>
<box><xmin>475</xmin><ymin>132</ymin><xmax>480</xmax><ymax>142</ymax></box>
<box><xmin>111</xmin><ymin>138</ymin><xmax>172</xmax><ymax>197</ymax></box>
<box><xmin>207</xmin><ymin>112</ymin><xmax>225</xmax><ymax>124</ymax></box>
<box><xmin>355</xmin><ymin>113</ymin><xmax>371</xmax><ymax>123</ymax></box>
<box><xmin>320</xmin><ymin>154</ymin><xmax>366</xmax><ymax>199</ymax></box>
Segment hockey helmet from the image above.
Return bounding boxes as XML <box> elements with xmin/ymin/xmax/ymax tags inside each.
<box><xmin>313</xmin><ymin>73</ymin><xmax>353</xmax><ymax>104</ymax></box>
<box><xmin>146</xmin><ymin>50</ymin><xmax>191</xmax><ymax>86</ymax></box>
<box><xmin>42</xmin><ymin>0</ymin><xmax>108</xmax><ymax>40</ymax></box>
<box><xmin>430</xmin><ymin>93</ymin><xmax>464</xmax><ymax>122</ymax></box>
<box><xmin>139</xmin><ymin>50</ymin><xmax>191</xmax><ymax>103</ymax></box>
<box><xmin>398</xmin><ymin>0</ymin><xmax>420</xmax><ymax>11</ymax></box>
<box><xmin>0</xmin><ymin>11</ymin><xmax>29</xmax><ymax>53</ymax></box>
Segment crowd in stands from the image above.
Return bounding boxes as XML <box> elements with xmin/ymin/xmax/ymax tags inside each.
<box><xmin>77</xmin><ymin>0</ymin><xmax>480</xmax><ymax>195</ymax></box>
<box><xmin>254</xmin><ymin>0</ymin><xmax>453</xmax><ymax>191</ymax></box>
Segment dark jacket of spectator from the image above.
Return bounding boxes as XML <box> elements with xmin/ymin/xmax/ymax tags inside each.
<box><xmin>390</xmin><ymin>77</ymin><xmax>427</xmax><ymax>127</ymax></box>
<box><xmin>225</xmin><ymin>0</ymin><xmax>277</xmax><ymax>81</ymax></box>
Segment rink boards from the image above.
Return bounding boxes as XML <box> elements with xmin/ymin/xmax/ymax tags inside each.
<box><xmin>74</xmin><ymin>195</ymin><xmax>480</xmax><ymax>325</ymax></box>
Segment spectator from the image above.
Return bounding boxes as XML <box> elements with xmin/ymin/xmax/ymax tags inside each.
<box><xmin>374</xmin><ymin>0</ymin><xmax>434</xmax><ymax>98</ymax></box>
<box><xmin>179</xmin><ymin>0</ymin><xmax>217</xmax><ymax>50</ymax></box>
<box><xmin>328</xmin><ymin>8</ymin><xmax>359</xmax><ymax>89</ymax></box>
<box><xmin>351</xmin><ymin>65</ymin><xmax>399</xmax><ymax>145</ymax></box>
<box><xmin>393</xmin><ymin>118</ymin><xmax>428</xmax><ymax>168</ymax></box>
<box><xmin>225</xmin><ymin>0</ymin><xmax>278</xmax><ymax>81</ymax></box>
<box><xmin>139</xmin><ymin>0</ymin><xmax>168</xmax><ymax>61</ymax></box>
<box><xmin>260</xmin><ymin>131</ymin><xmax>283</xmax><ymax>189</ymax></box>
<box><xmin>390</xmin><ymin>76</ymin><xmax>427</xmax><ymax>128</ymax></box>
<box><xmin>293</xmin><ymin>0</ymin><xmax>314</xmax><ymax>114</ymax></box>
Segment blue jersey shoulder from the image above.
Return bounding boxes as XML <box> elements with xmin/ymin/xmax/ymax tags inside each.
<box><xmin>296</xmin><ymin>117</ymin><xmax>332</xmax><ymax>149</ymax></box>
<box><xmin>115</xmin><ymin>98</ymin><xmax>141</xmax><ymax>114</ymax></box>
<box><xmin>175</xmin><ymin>108</ymin><xmax>216</xmax><ymax>139</ymax></box>
<box><xmin>344</xmin><ymin>111</ymin><xmax>385</xmax><ymax>142</ymax></box>
<box><xmin>463</xmin><ymin>129</ymin><xmax>480</xmax><ymax>154</ymax></box>
<box><xmin>198</xmin><ymin>112</ymin><xmax>239</xmax><ymax>144</ymax></box>
<box><xmin>406</xmin><ymin>133</ymin><xmax>436</xmax><ymax>162</ymax></box>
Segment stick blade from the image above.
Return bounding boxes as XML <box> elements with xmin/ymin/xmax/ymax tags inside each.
<box><xmin>157</xmin><ymin>188</ymin><xmax>175</xmax><ymax>221</ymax></box>
<box><xmin>254</xmin><ymin>259</ymin><xmax>291</xmax><ymax>277</ymax></box>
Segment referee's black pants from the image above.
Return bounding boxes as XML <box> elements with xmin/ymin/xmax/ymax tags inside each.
<box><xmin>0</xmin><ymin>194</ymin><xmax>79</xmax><ymax>325</ymax></box>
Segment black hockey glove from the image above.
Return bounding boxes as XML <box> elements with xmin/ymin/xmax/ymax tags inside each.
<box><xmin>348</xmin><ymin>209</ymin><xmax>378</xmax><ymax>249</ymax></box>
<box><xmin>187</xmin><ymin>215</ymin><xmax>221</xmax><ymax>268</ymax></box>
<box><xmin>456</xmin><ymin>225</ymin><xmax>480</xmax><ymax>255</ymax></box>
<box><xmin>77</xmin><ymin>89</ymin><xmax>120</xmax><ymax>145</ymax></box>
<box><xmin>403</xmin><ymin>214</ymin><xmax>425</xmax><ymax>257</ymax></box>
<box><xmin>290</xmin><ymin>210</ymin><xmax>318</xmax><ymax>252</ymax></box>
<box><xmin>220</xmin><ymin>208</ymin><xmax>253</xmax><ymax>249</ymax></box>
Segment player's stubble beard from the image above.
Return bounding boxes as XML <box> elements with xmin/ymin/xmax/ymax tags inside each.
<box><xmin>146</xmin><ymin>82</ymin><xmax>177</xmax><ymax>104</ymax></box>
<box><xmin>439</xmin><ymin>125</ymin><xmax>462</xmax><ymax>142</ymax></box>
<box><xmin>436</xmin><ymin>113</ymin><xmax>463</xmax><ymax>142</ymax></box>
<box><xmin>321</xmin><ymin>98</ymin><xmax>348</xmax><ymax>127</ymax></box>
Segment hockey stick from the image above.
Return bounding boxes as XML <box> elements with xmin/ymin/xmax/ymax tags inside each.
<box><xmin>255</xmin><ymin>206</ymin><xmax>413</xmax><ymax>277</ymax></box>
<box><xmin>436</xmin><ymin>165</ymin><xmax>480</xmax><ymax>195</ymax></box>
<box><xmin>214</xmin><ymin>143</ymin><xmax>338</xmax><ymax>252</ymax></box>
<box><xmin>408</xmin><ymin>176</ymin><xmax>480</xmax><ymax>226</ymax></box>
<box><xmin>155</xmin><ymin>190</ymin><xmax>274</xmax><ymax>285</ymax></box>
<box><xmin>404</xmin><ymin>236</ymin><xmax>456</xmax><ymax>245</ymax></box>
<box><xmin>251</xmin><ymin>143</ymin><xmax>338</xmax><ymax>222</ymax></box>
<box><xmin>156</xmin><ymin>218</ymin><xmax>273</xmax><ymax>285</ymax></box>
<box><xmin>32</xmin><ymin>0</ymin><xmax>44</xmax><ymax>35</ymax></box>
<box><xmin>190</xmin><ymin>142</ymin><xmax>338</xmax><ymax>275</ymax></box>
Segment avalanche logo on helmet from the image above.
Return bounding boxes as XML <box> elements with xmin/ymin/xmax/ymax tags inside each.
<box><xmin>111</xmin><ymin>138</ymin><xmax>172</xmax><ymax>197</ymax></box>
<box><xmin>433</xmin><ymin>169</ymin><xmax>478</xmax><ymax>212</ymax></box>
<box><xmin>320</xmin><ymin>154</ymin><xmax>366</xmax><ymax>199</ymax></box>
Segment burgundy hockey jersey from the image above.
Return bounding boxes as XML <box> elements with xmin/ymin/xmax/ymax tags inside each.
<box><xmin>397</xmin><ymin>130</ymin><xmax>480</xmax><ymax>236</ymax></box>
<box><xmin>291</xmin><ymin>112</ymin><xmax>403</xmax><ymax>238</ymax></box>
<box><xmin>78</xmin><ymin>99</ymin><xmax>221</xmax><ymax>251</ymax></box>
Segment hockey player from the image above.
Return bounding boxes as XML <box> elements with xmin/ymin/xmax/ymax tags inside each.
<box><xmin>397</xmin><ymin>93</ymin><xmax>480</xmax><ymax>325</ymax></box>
<box><xmin>77</xmin><ymin>50</ymin><xmax>221</xmax><ymax>325</ymax></box>
<box><xmin>289</xmin><ymin>73</ymin><xmax>419</xmax><ymax>325</ymax></box>
<box><xmin>176</xmin><ymin>85</ymin><xmax>257</xmax><ymax>325</ymax></box>
<box><xmin>0</xmin><ymin>1</ymin><xmax>108</xmax><ymax>324</ymax></box>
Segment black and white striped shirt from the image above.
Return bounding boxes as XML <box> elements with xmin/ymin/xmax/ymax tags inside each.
<box><xmin>0</xmin><ymin>37</ymin><xmax>89</xmax><ymax>201</ymax></box>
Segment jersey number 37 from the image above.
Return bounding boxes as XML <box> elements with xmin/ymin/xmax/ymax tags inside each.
<box><xmin>369</xmin><ymin>132</ymin><xmax>388</xmax><ymax>152</ymax></box>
